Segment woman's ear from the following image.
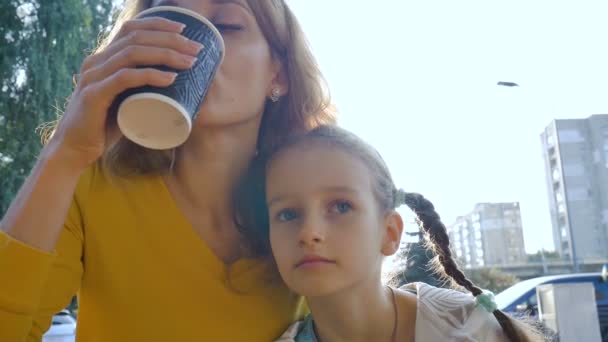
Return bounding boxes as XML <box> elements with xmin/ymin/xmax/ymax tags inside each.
<box><xmin>381</xmin><ymin>211</ymin><xmax>404</xmax><ymax>256</ymax></box>
<box><xmin>267</xmin><ymin>60</ymin><xmax>288</xmax><ymax>99</ymax></box>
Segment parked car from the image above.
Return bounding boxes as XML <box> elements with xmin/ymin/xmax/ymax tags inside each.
<box><xmin>496</xmin><ymin>268</ymin><xmax>608</xmax><ymax>341</ymax></box>
<box><xmin>43</xmin><ymin>309</ymin><xmax>76</xmax><ymax>342</ymax></box>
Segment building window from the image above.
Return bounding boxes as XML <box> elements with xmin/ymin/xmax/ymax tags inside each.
<box><xmin>567</xmin><ymin>187</ymin><xmax>589</xmax><ymax>201</ymax></box>
<box><xmin>594</xmin><ymin>149</ymin><xmax>601</xmax><ymax>164</ymax></box>
<box><xmin>557</xmin><ymin>129</ymin><xmax>585</xmax><ymax>143</ymax></box>
<box><xmin>550</xmin><ymin>157</ymin><xmax>557</xmax><ymax>168</ymax></box>
<box><xmin>552</xmin><ymin>168</ymin><xmax>560</xmax><ymax>181</ymax></box>
<box><xmin>604</xmin><ymin>142</ymin><xmax>608</xmax><ymax>168</ymax></box>
<box><xmin>562</xmin><ymin>163</ymin><xmax>585</xmax><ymax>178</ymax></box>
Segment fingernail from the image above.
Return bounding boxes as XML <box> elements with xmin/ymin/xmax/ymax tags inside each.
<box><xmin>178</xmin><ymin>23</ymin><xmax>186</xmax><ymax>32</ymax></box>
<box><xmin>189</xmin><ymin>41</ymin><xmax>204</xmax><ymax>54</ymax></box>
<box><xmin>181</xmin><ymin>55</ymin><xmax>197</xmax><ymax>66</ymax></box>
<box><xmin>165</xmin><ymin>72</ymin><xmax>178</xmax><ymax>82</ymax></box>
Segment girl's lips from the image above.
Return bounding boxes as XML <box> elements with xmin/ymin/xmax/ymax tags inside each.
<box><xmin>295</xmin><ymin>255</ymin><xmax>336</xmax><ymax>269</ymax></box>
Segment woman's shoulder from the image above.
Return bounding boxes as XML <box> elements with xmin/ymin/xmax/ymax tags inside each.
<box><xmin>402</xmin><ymin>282</ymin><xmax>507</xmax><ymax>341</ymax></box>
<box><xmin>75</xmin><ymin>162</ymin><xmax>160</xmax><ymax>196</ymax></box>
<box><xmin>72</xmin><ymin>162</ymin><xmax>165</xmax><ymax>213</ymax></box>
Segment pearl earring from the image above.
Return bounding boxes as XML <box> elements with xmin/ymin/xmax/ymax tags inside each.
<box><xmin>270</xmin><ymin>87</ymin><xmax>281</xmax><ymax>102</ymax></box>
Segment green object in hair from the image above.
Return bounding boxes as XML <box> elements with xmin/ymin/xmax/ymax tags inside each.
<box><xmin>393</xmin><ymin>188</ymin><xmax>407</xmax><ymax>208</ymax></box>
<box><xmin>475</xmin><ymin>290</ymin><xmax>497</xmax><ymax>312</ymax></box>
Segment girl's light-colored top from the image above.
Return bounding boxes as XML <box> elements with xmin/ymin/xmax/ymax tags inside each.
<box><xmin>276</xmin><ymin>282</ymin><xmax>507</xmax><ymax>341</ymax></box>
<box><xmin>0</xmin><ymin>164</ymin><xmax>306</xmax><ymax>341</ymax></box>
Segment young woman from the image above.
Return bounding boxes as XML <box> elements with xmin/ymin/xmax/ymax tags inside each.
<box><xmin>236</xmin><ymin>125</ymin><xmax>543</xmax><ymax>341</ymax></box>
<box><xmin>0</xmin><ymin>0</ymin><xmax>334</xmax><ymax>340</ymax></box>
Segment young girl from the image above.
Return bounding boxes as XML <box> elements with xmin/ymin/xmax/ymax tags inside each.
<box><xmin>235</xmin><ymin>125</ymin><xmax>542</xmax><ymax>341</ymax></box>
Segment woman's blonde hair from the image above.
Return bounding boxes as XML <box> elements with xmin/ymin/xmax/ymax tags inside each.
<box><xmin>58</xmin><ymin>0</ymin><xmax>335</xmax><ymax>177</ymax></box>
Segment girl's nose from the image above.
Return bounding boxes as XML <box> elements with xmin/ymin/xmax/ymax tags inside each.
<box><xmin>297</xmin><ymin>216</ymin><xmax>325</xmax><ymax>247</ymax></box>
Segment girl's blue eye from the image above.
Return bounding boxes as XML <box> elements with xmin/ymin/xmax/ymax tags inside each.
<box><xmin>331</xmin><ymin>201</ymin><xmax>353</xmax><ymax>214</ymax></box>
<box><xmin>276</xmin><ymin>209</ymin><xmax>298</xmax><ymax>222</ymax></box>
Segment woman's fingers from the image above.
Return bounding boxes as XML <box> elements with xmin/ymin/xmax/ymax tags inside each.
<box><xmin>85</xmin><ymin>68</ymin><xmax>178</xmax><ymax>107</ymax></box>
<box><xmin>79</xmin><ymin>45</ymin><xmax>196</xmax><ymax>87</ymax></box>
<box><xmin>80</xmin><ymin>17</ymin><xmax>188</xmax><ymax>73</ymax></box>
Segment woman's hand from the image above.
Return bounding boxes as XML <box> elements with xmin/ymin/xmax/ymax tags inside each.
<box><xmin>46</xmin><ymin>16</ymin><xmax>204</xmax><ymax>170</ymax></box>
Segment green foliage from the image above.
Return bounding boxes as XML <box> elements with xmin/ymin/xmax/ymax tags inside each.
<box><xmin>391</xmin><ymin>232</ymin><xmax>520</xmax><ymax>294</ymax></box>
<box><xmin>0</xmin><ymin>0</ymin><xmax>115</xmax><ymax>214</ymax></box>
<box><xmin>464</xmin><ymin>267</ymin><xmax>520</xmax><ymax>294</ymax></box>
<box><xmin>391</xmin><ymin>232</ymin><xmax>446</xmax><ymax>288</ymax></box>
<box><xmin>526</xmin><ymin>249</ymin><xmax>561</xmax><ymax>263</ymax></box>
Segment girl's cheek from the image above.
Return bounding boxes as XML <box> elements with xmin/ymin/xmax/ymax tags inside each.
<box><xmin>272</xmin><ymin>229</ymin><xmax>290</xmax><ymax>245</ymax></box>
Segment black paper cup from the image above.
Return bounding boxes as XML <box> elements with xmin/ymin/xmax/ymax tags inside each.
<box><xmin>115</xmin><ymin>6</ymin><xmax>224</xmax><ymax>150</ymax></box>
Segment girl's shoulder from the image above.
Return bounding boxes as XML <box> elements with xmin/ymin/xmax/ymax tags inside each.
<box><xmin>403</xmin><ymin>282</ymin><xmax>508</xmax><ymax>341</ymax></box>
<box><xmin>274</xmin><ymin>283</ymin><xmax>508</xmax><ymax>341</ymax></box>
<box><xmin>274</xmin><ymin>314</ymin><xmax>315</xmax><ymax>342</ymax></box>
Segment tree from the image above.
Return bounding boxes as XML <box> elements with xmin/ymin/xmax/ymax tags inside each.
<box><xmin>464</xmin><ymin>268</ymin><xmax>519</xmax><ymax>294</ymax></box>
<box><xmin>527</xmin><ymin>249</ymin><xmax>561</xmax><ymax>263</ymax></box>
<box><xmin>391</xmin><ymin>231</ymin><xmax>446</xmax><ymax>288</ymax></box>
<box><xmin>0</xmin><ymin>0</ymin><xmax>116</xmax><ymax>215</ymax></box>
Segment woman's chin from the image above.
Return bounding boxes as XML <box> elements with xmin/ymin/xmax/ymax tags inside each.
<box><xmin>193</xmin><ymin>110</ymin><xmax>262</xmax><ymax>130</ymax></box>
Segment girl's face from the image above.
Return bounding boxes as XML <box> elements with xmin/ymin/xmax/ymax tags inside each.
<box><xmin>266</xmin><ymin>144</ymin><xmax>402</xmax><ymax>297</ymax></box>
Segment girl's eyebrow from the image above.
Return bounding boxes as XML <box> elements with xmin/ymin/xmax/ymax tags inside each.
<box><xmin>320</xmin><ymin>186</ymin><xmax>358</xmax><ymax>194</ymax></box>
<box><xmin>267</xmin><ymin>186</ymin><xmax>359</xmax><ymax>207</ymax></box>
<box><xmin>267</xmin><ymin>195</ymin><xmax>285</xmax><ymax>208</ymax></box>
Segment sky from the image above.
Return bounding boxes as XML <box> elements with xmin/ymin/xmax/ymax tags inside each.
<box><xmin>287</xmin><ymin>0</ymin><xmax>608</xmax><ymax>253</ymax></box>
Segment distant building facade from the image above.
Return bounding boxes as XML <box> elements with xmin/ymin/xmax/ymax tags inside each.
<box><xmin>540</xmin><ymin>115</ymin><xmax>608</xmax><ymax>264</ymax></box>
<box><xmin>449</xmin><ymin>202</ymin><xmax>526</xmax><ymax>268</ymax></box>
